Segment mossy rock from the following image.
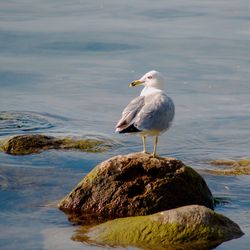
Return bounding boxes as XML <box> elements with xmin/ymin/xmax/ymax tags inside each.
<box><xmin>0</xmin><ymin>134</ymin><xmax>112</xmax><ymax>155</ymax></box>
<box><xmin>207</xmin><ymin>159</ymin><xmax>250</xmax><ymax>175</ymax></box>
<box><xmin>58</xmin><ymin>153</ymin><xmax>214</xmax><ymax>223</ymax></box>
<box><xmin>73</xmin><ymin>205</ymin><xmax>243</xmax><ymax>249</ymax></box>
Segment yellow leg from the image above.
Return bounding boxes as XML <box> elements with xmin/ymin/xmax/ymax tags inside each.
<box><xmin>142</xmin><ymin>136</ymin><xmax>146</xmax><ymax>153</ymax></box>
<box><xmin>152</xmin><ymin>136</ymin><xmax>158</xmax><ymax>157</ymax></box>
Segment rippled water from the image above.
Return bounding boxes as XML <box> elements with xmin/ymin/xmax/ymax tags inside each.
<box><xmin>0</xmin><ymin>111</ymin><xmax>57</xmax><ymax>135</ymax></box>
<box><xmin>0</xmin><ymin>0</ymin><xmax>250</xmax><ymax>249</ymax></box>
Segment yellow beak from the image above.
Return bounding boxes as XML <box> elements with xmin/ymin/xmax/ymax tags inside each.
<box><xmin>129</xmin><ymin>80</ymin><xmax>142</xmax><ymax>87</ymax></box>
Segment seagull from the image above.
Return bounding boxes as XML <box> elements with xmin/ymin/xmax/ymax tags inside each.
<box><xmin>115</xmin><ymin>70</ymin><xmax>175</xmax><ymax>157</ymax></box>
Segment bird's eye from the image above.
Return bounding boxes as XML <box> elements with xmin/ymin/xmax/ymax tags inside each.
<box><xmin>147</xmin><ymin>75</ymin><xmax>153</xmax><ymax>79</ymax></box>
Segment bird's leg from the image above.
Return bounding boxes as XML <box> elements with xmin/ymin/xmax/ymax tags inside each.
<box><xmin>152</xmin><ymin>136</ymin><xmax>158</xmax><ymax>157</ymax></box>
<box><xmin>142</xmin><ymin>135</ymin><xmax>147</xmax><ymax>153</ymax></box>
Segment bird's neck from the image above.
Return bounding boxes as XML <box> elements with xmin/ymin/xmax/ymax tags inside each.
<box><xmin>140</xmin><ymin>87</ymin><xmax>163</xmax><ymax>96</ymax></box>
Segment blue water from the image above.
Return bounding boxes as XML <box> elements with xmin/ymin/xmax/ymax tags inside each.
<box><xmin>0</xmin><ymin>0</ymin><xmax>250</xmax><ymax>249</ymax></box>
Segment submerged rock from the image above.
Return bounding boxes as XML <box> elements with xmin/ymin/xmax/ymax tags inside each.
<box><xmin>76</xmin><ymin>205</ymin><xmax>243</xmax><ymax>250</ymax></box>
<box><xmin>58</xmin><ymin>153</ymin><xmax>214</xmax><ymax>223</ymax></box>
<box><xmin>0</xmin><ymin>134</ymin><xmax>112</xmax><ymax>155</ymax></box>
<box><xmin>207</xmin><ymin>159</ymin><xmax>250</xmax><ymax>175</ymax></box>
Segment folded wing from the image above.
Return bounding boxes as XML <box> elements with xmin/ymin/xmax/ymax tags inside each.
<box><xmin>134</xmin><ymin>93</ymin><xmax>175</xmax><ymax>133</ymax></box>
<box><xmin>116</xmin><ymin>92</ymin><xmax>175</xmax><ymax>134</ymax></box>
<box><xmin>115</xmin><ymin>96</ymin><xmax>145</xmax><ymax>133</ymax></box>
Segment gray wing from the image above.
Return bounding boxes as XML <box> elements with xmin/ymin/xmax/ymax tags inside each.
<box><xmin>116</xmin><ymin>95</ymin><xmax>145</xmax><ymax>131</ymax></box>
<box><xmin>134</xmin><ymin>93</ymin><xmax>175</xmax><ymax>132</ymax></box>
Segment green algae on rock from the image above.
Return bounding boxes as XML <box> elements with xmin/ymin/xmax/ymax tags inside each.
<box><xmin>58</xmin><ymin>153</ymin><xmax>214</xmax><ymax>223</ymax></box>
<box><xmin>1</xmin><ymin>134</ymin><xmax>58</xmax><ymax>155</ymax></box>
<box><xmin>207</xmin><ymin>159</ymin><xmax>250</xmax><ymax>175</ymax></box>
<box><xmin>56</xmin><ymin>138</ymin><xmax>110</xmax><ymax>153</ymax></box>
<box><xmin>0</xmin><ymin>134</ymin><xmax>112</xmax><ymax>155</ymax></box>
<box><xmin>73</xmin><ymin>205</ymin><xmax>243</xmax><ymax>250</ymax></box>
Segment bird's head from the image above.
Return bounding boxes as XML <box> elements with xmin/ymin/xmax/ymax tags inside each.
<box><xmin>129</xmin><ymin>70</ymin><xmax>165</xmax><ymax>90</ymax></box>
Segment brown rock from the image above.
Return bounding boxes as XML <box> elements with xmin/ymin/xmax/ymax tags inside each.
<box><xmin>0</xmin><ymin>134</ymin><xmax>111</xmax><ymax>155</ymax></box>
<box><xmin>58</xmin><ymin>153</ymin><xmax>214</xmax><ymax>223</ymax></box>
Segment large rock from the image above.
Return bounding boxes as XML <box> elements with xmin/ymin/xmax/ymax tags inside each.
<box><xmin>58</xmin><ymin>153</ymin><xmax>214</xmax><ymax>223</ymax></box>
<box><xmin>76</xmin><ymin>205</ymin><xmax>243</xmax><ymax>249</ymax></box>
<box><xmin>0</xmin><ymin>134</ymin><xmax>111</xmax><ymax>155</ymax></box>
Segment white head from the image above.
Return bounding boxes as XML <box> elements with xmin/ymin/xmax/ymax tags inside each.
<box><xmin>129</xmin><ymin>70</ymin><xmax>165</xmax><ymax>90</ymax></box>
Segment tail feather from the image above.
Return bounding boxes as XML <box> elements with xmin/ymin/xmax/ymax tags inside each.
<box><xmin>117</xmin><ymin>124</ymin><xmax>141</xmax><ymax>134</ymax></box>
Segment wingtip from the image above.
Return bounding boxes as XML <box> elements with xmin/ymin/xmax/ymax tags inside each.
<box><xmin>117</xmin><ymin>124</ymin><xmax>141</xmax><ymax>134</ymax></box>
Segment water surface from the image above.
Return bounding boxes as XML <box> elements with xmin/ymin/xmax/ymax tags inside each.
<box><xmin>0</xmin><ymin>0</ymin><xmax>250</xmax><ymax>249</ymax></box>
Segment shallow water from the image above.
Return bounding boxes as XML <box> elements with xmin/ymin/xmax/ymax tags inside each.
<box><xmin>0</xmin><ymin>0</ymin><xmax>250</xmax><ymax>249</ymax></box>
